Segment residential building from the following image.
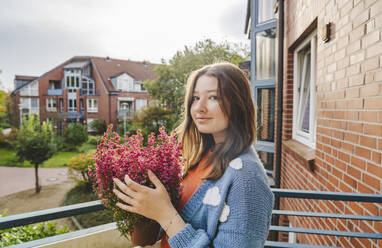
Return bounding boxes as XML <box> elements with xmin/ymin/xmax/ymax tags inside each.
<box><xmin>11</xmin><ymin>56</ymin><xmax>157</xmax><ymax>132</ymax></box>
<box><xmin>246</xmin><ymin>0</ymin><xmax>382</xmax><ymax>247</ymax></box>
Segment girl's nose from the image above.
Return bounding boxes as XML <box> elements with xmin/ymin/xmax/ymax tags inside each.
<box><xmin>196</xmin><ymin>97</ymin><xmax>207</xmax><ymax>113</ymax></box>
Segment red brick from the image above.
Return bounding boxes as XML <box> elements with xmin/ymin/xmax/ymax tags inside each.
<box><xmin>364</xmin><ymin>124</ymin><xmax>382</xmax><ymax>136</ymax></box>
<box><xmin>362</xmin><ymin>173</ymin><xmax>380</xmax><ymax>190</ymax></box>
<box><xmin>358</xmin><ymin>181</ymin><xmax>375</xmax><ymax>193</ymax></box>
<box><xmin>355</xmin><ymin>146</ymin><xmax>372</xmax><ymax>160</ymax></box>
<box><xmin>351</xmin><ymin>155</ymin><xmax>367</xmax><ymax>170</ymax></box>
<box><xmin>371</xmin><ymin>152</ymin><xmax>381</xmax><ymax>164</ymax></box>
<box><xmin>360</xmin><ymin>111</ymin><xmax>378</xmax><ymax>122</ymax></box>
<box><xmin>344</xmin><ymin>174</ymin><xmax>357</xmax><ymax>188</ymax></box>
<box><xmin>341</xmin><ymin>141</ymin><xmax>354</xmax><ymax>153</ymax></box>
<box><xmin>364</xmin><ymin>96</ymin><xmax>382</xmax><ymax>108</ymax></box>
<box><xmin>347</xmin><ymin>165</ymin><xmax>362</xmax><ymax>179</ymax></box>
<box><xmin>367</xmin><ymin>162</ymin><xmax>382</xmax><ymax>178</ymax></box>
<box><xmin>345</xmin><ymin>110</ymin><xmax>359</xmax><ymax>120</ymax></box>
<box><xmin>338</xmin><ymin>151</ymin><xmax>351</xmax><ymax>163</ymax></box>
<box><xmin>344</xmin><ymin>132</ymin><xmax>359</xmax><ymax>143</ymax></box>
<box><xmin>360</xmin><ymin>136</ymin><xmax>377</xmax><ymax>149</ymax></box>
<box><xmin>347</xmin><ymin>98</ymin><xmax>363</xmax><ymax>109</ymax></box>
<box><xmin>347</xmin><ymin>122</ymin><xmax>363</xmax><ymax>133</ymax></box>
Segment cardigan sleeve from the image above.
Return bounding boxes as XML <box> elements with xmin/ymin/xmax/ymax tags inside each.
<box><xmin>168</xmin><ymin>163</ymin><xmax>274</xmax><ymax>248</ymax></box>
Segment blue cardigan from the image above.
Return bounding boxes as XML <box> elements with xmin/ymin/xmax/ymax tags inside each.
<box><xmin>168</xmin><ymin>147</ymin><xmax>274</xmax><ymax>248</ymax></box>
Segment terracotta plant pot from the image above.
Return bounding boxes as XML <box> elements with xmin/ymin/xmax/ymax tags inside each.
<box><xmin>129</xmin><ymin>220</ymin><xmax>160</xmax><ymax>246</ymax></box>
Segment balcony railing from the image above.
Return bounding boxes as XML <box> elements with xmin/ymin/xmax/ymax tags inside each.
<box><xmin>47</xmin><ymin>89</ymin><xmax>63</xmax><ymax>96</ymax></box>
<box><xmin>1</xmin><ymin>189</ymin><xmax>381</xmax><ymax>248</ymax></box>
<box><xmin>117</xmin><ymin>109</ymin><xmax>134</xmax><ymax>120</ymax></box>
<box><xmin>59</xmin><ymin>111</ymin><xmax>84</xmax><ymax>119</ymax></box>
<box><xmin>80</xmin><ymin>89</ymin><xmax>100</xmax><ymax>96</ymax></box>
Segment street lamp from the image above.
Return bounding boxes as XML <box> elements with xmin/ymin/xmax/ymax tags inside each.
<box><xmin>121</xmin><ymin>103</ymin><xmax>129</xmax><ymax>139</ymax></box>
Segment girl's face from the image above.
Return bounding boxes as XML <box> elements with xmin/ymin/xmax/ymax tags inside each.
<box><xmin>190</xmin><ymin>75</ymin><xmax>228</xmax><ymax>144</ymax></box>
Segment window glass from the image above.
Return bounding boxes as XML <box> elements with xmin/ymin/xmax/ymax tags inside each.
<box><xmin>256</xmin><ymin>29</ymin><xmax>276</xmax><ymax>80</ymax></box>
<box><xmin>257</xmin><ymin>151</ymin><xmax>274</xmax><ymax>172</ymax></box>
<box><xmin>258</xmin><ymin>0</ymin><xmax>276</xmax><ymax>23</ymax></box>
<box><xmin>31</xmin><ymin>98</ymin><xmax>38</xmax><ymax>108</ymax></box>
<box><xmin>257</xmin><ymin>88</ymin><xmax>275</xmax><ymax>142</ymax></box>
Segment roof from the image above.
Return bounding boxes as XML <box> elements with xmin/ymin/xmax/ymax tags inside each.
<box><xmin>12</xmin><ymin>56</ymin><xmax>159</xmax><ymax>95</ymax></box>
<box><xmin>90</xmin><ymin>57</ymin><xmax>158</xmax><ymax>92</ymax></box>
<box><xmin>64</xmin><ymin>61</ymin><xmax>90</xmax><ymax>69</ymax></box>
<box><xmin>14</xmin><ymin>75</ymin><xmax>38</xmax><ymax>81</ymax></box>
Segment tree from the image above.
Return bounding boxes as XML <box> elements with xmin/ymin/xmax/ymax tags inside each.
<box><xmin>15</xmin><ymin>115</ymin><xmax>55</xmax><ymax>193</ymax></box>
<box><xmin>63</xmin><ymin>122</ymin><xmax>88</xmax><ymax>150</ymax></box>
<box><xmin>143</xmin><ymin>39</ymin><xmax>249</xmax><ymax>125</ymax></box>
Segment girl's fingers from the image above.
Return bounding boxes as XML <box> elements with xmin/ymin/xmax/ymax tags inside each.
<box><xmin>113</xmin><ymin>188</ymin><xmax>135</xmax><ymax>205</ymax></box>
<box><xmin>124</xmin><ymin>175</ymin><xmax>147</xmax><ymax>193</ymax></box>
<box><xmin>116</xmin><ymin>202</ymin><xmax>136</xmax><ymax>213</ymax></box>
<box><xmin>148</xmin><ymin>170</ymin><xmax>164</xmax><ymax>190</ymax></box>
<box><xmin>113</xmin><ymin>178</ymin><xmax>139</xmax><ymax>198</ymax></box>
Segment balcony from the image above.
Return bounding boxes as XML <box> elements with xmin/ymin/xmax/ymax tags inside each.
<box><xmin>47</xmin><ymin>89</ymin><xmax>63</xmax><ymax>96</ymax></box>
<box><xmin>80</xmin><ymin>89</ymin><xmax>100</xmax><ymax>96</ymax></box>
<box><xmin>59</xmin><ymin>111</ymin><xmax>84</xmax><ymax>119</ymax></box>
<box><xmin>1</xmin><ymin>190</ymin><xmax>381</xmax><ymax>248</ymax></box>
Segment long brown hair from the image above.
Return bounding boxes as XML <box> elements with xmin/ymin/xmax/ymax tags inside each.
<box><xmin>176</xmin><ymin>62</ymin><xmax>256</xmax><ymax>180</ymax></box>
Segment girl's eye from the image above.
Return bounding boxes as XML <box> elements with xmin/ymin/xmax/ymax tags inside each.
<box><xmin>191</xmin><ymin>96</ymin><xmax>199</xmax><ymax>101</ymax></box>
<box><xmin>209</xmin><ymin>96</ymin><xmax>218</xmax><ymax>100</ymax></box>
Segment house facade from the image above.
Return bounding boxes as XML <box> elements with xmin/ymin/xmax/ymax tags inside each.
<box><xmin>246</xmin><ymin>0</ymin><xmax>382</xmax><ymax>247</ymax></box>
<box><xmin>11</xmin><ymin>56</ymin><xmax>157</xmax><ymax>132</ymax></box>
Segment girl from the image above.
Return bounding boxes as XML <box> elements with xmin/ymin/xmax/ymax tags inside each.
<box><xmin>113</xmin><ymin>62</ymin><xmax>274</xmax><ymax>247</ymax></box>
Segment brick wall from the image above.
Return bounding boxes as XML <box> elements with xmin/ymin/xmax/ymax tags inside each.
<box><xmin>278</xmin><ymin>1</ymin><xmax>382</xmax><ymax>247</ymax></box>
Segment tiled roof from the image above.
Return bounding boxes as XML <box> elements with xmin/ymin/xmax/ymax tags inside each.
<box><xmin>90</xmin><ymin>57</ymin><xmax>158</xmax><ymax>92</ymax></box>
<box><xmin>14</xmin><ymin>75</ymin><xmax>38</xmax><ymax>81</ymax></box>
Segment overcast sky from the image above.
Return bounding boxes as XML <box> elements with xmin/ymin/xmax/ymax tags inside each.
<box><xmin>0</xmin><ymin>0</ymin><xmax>249</xmax><ymax>91</ymax></box>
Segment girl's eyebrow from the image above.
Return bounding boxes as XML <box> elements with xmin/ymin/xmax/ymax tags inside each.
<box><xmin>193</xmin><ymin>90</ymin><xmax>218</xmax><ymax>94</ymax></box>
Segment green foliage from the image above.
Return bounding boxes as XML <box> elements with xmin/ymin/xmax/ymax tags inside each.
<box><xmin>0</xmin><ymin>90</ymin><xmax>12</xmax><ymax>129</ymax></box>
<box><xmin>61</xmin><ymin>182</ymin><xmax>113</xmax><ymax>228</ymax></box>
<box><xmin>68</xmin><ymin>152</ymin><xmax>95</xmax><ymax>181</ymax></box>
<box><xmin>87</xmin><ymin>135</ymin><xmax>100</xmax><ymax>146</ymax></box>
<box><xmin>63</xmin><ymin>123</ymin><xmax>88</xmax><ymax>150</ymax></box>
<box><xmin>0</xmin><ymin>214</ymin><xmax>69</xmax><ymax>247</ymax></box>
<box><xmin>15</xmin><ymin>115</ymin><xmax>55</xmax><ymax>166</ymax></box>
<box><xmin>89</xmin><ymin>119</ymin><xmax>107</xmax><ymax>135</ymax></box>
<box><xmin>0</xmin><ymin>128</ymin><xmax>17</xmax><ymax>148</ymax></box>
<box><xmin>143</xmin><ymin>39</ymin><xmax>249</xmax><ymax>124</ymax></box>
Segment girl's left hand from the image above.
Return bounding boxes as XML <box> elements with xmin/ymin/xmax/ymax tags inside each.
<box><xmin>113</xmin><ymin>170</ymin><xmax>174</xmax><ymax>223</ymax></box>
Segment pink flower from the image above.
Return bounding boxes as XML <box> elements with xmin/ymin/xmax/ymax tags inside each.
<box><xmin>89</xmin><ymin>125</ymin><xmax>183</xmax><ymax>235</ymax></box>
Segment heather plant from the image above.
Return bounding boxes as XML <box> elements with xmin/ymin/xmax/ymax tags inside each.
<box><xmin>89</xmin><ymin>125</ymin><xmax>183</xmax><ymax>237</ymax></box>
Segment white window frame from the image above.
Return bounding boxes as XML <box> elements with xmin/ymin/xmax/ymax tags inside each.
<box><xmin>135</xmin><ymin>98</ymin><xmax>147</xmax><ymax>111</ymax></box>
<box><xmin>87</xmin><ymin>99</ymin><xmax>98</xmax><ymax>113</ymax></box>
<box><xmin>292</xmin><ymin>31</ymin><xmax>317</xmax><ymax>149</ymax></box>
<box><xmin>46</xmin><ymin>98</ymin><xmax>57</xmax><ymax>112</ymax></box>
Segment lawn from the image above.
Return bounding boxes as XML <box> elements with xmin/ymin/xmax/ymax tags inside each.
<box><xmin>0</xmin><ymin>141</ymin><xmax>97</xmax><ymax>168</ymax></box>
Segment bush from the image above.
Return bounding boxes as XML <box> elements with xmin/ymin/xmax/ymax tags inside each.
<box><xmin>87</xmin><ymin>135</ymin><xmax>101</xmax><ymax>146</ymax></box>
<box><xmin>0</xmin><ymin>214</ymin><xmax>69</xmax><ymax>247</ymax></box>
<box><xmin>67</xmin><ymin>152</ymin><xmax>95</xmax><ymax>182</ymax></box>
<box><xmin>89</xmin><ymin>119</ymin><xmax>107</xmax><ymax>135</ymax></box>
<box><xmin>63</xmin><ymin>123</ymin><xmax>88</xmax><ymax>151</ymax></box>
<box><xmin>62</xmin><ymin>183</ymin><xmax>113</xmax><ymax>228</ymax></box>
<box><xmin>0</xmin><ymin>128</ymin><xmax>17</xmax><ymax>149</ymax></box>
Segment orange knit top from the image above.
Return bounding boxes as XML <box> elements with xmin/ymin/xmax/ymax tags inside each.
<box><xmin>160</xmin><ymin>153</ymin><xmax>212</xmax><ymax>248</ymax></box>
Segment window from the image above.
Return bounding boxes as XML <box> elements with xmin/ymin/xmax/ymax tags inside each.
<box><xmin>49</xmin><ymin>80</ymin><xmax>60</xmax><ymax>89</ymax></box>
<box><xmin>68</xmin><ymin>99</ymin><xmax>76</xmax><ymax>112</ymax></box>
<box><xmin>293</xmin><ymin>32</ymin><xmax>317</xmax><ymax>148</ymax></box>
<box><xmin>59</xmin><ymin>99</ymin><xmax>64</xmax><ymax>112</ymax></box>
<box><xmin>258</xmin><ymin>0</ymin><xmax>276</xmax><ymax>23</ymax></box>
<box><xmin>135</xmin><ymin>99</ymin><xmax>147</xmax><ymax>111</ymax></box>
<box><xmin>46</xmin><ymin>98</ymin><xmax>57</xmax><ymax>112</ymax></box>
<box><xmin>87</xmin><ymin>99</ymin><xmax>98</xmax><ymax>113</ymax></box>
<box><xmin>80</xmin><ymin>99</ymin><xmax>84</xmax><ymax>112</ymax></box>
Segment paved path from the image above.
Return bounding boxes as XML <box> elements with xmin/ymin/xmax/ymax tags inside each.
<box><xmin>0</xmin><ymin>167</ymin><xmax>70</xmax><ymax>197</ymax></box>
